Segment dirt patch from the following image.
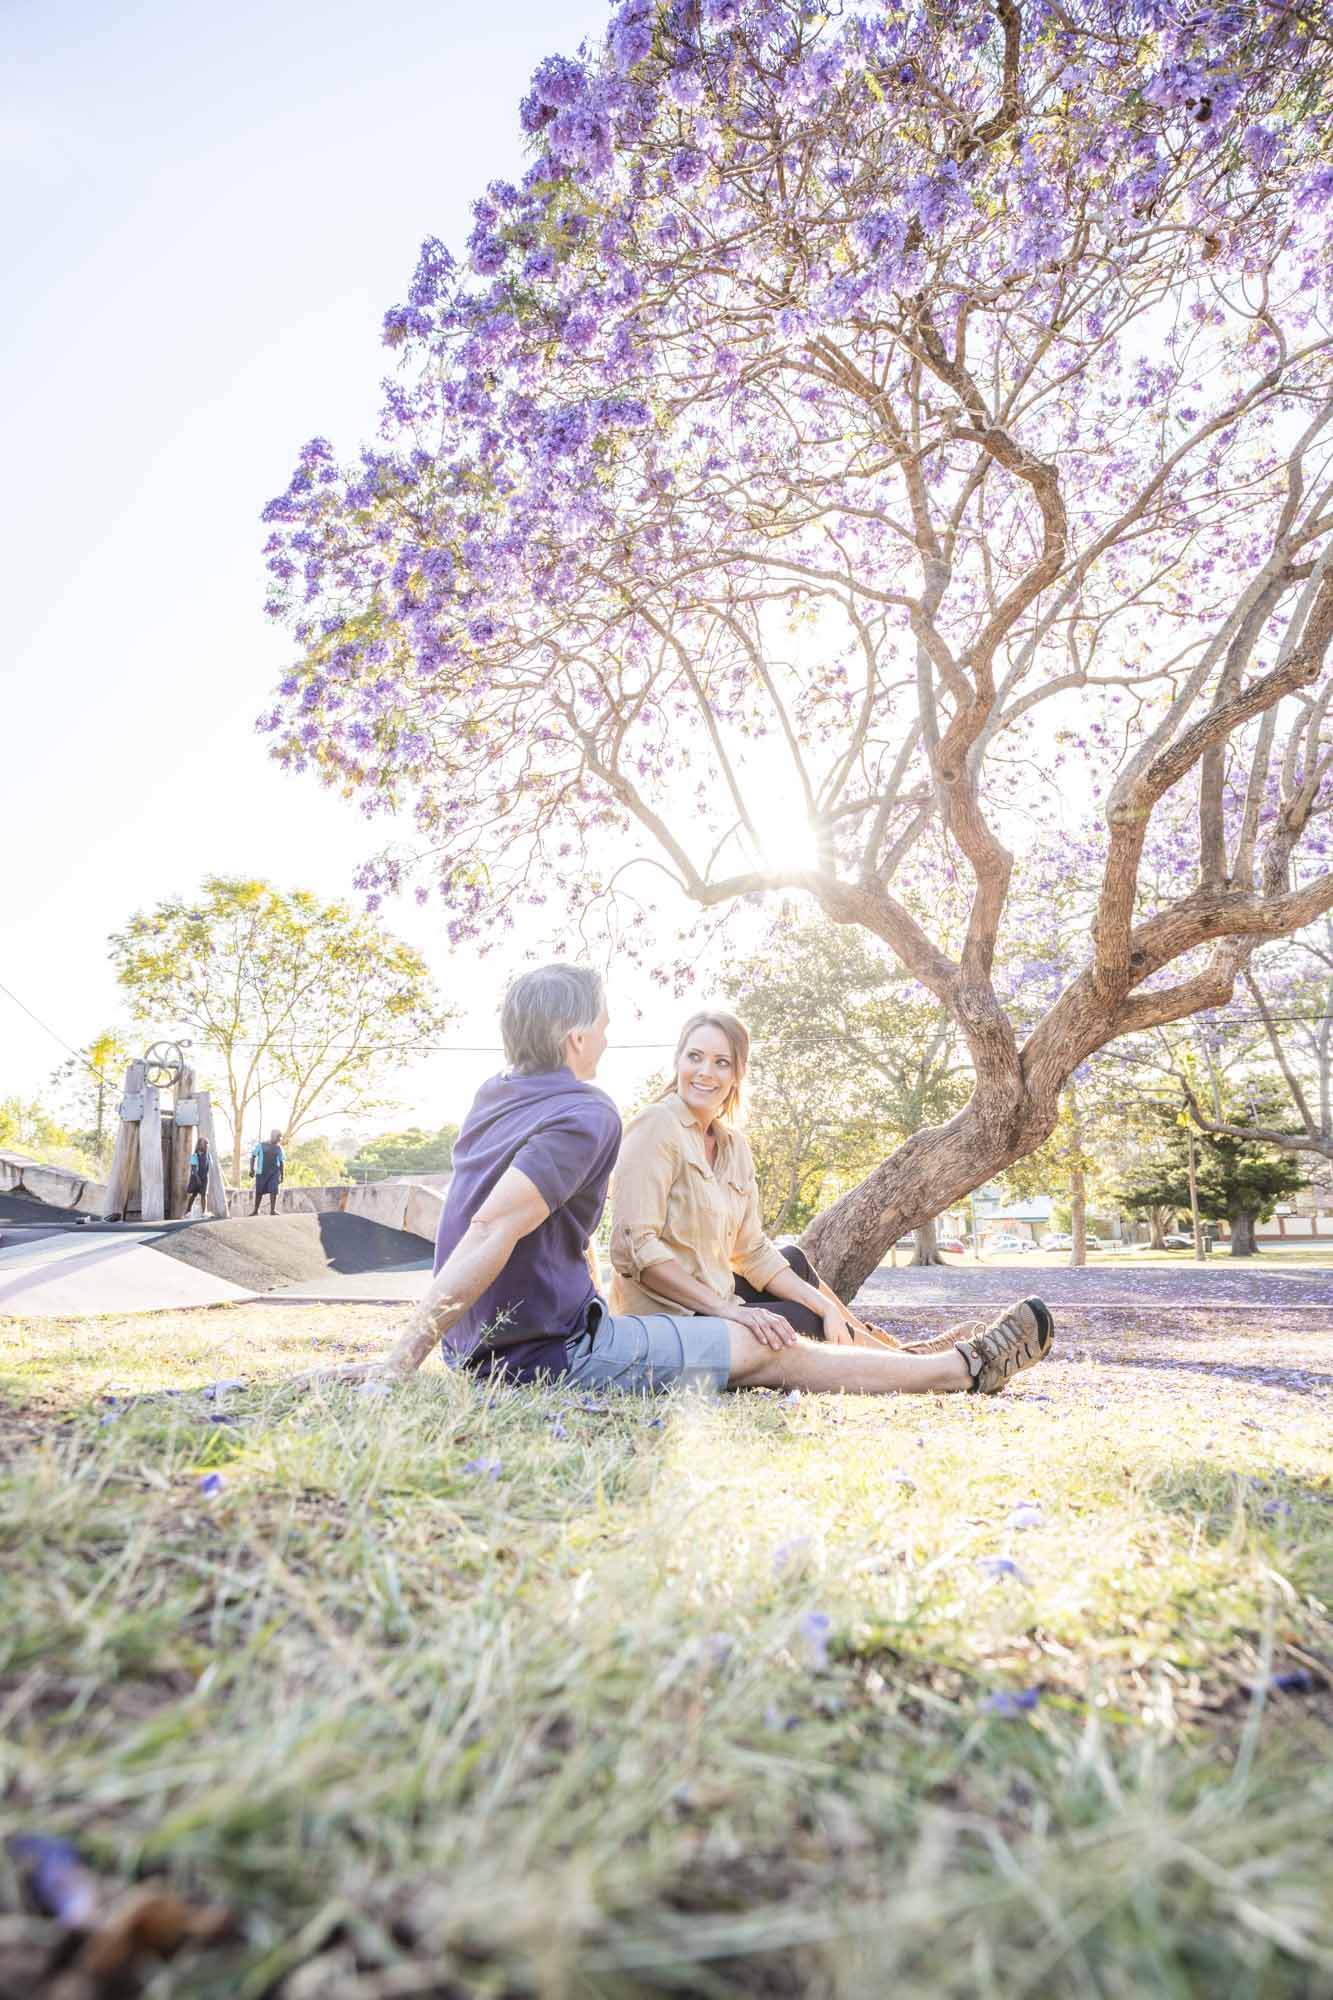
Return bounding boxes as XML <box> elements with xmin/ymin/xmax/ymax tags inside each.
<box><xmin>146</xmin><ymin>1212</ymin><xmax>430</xmax><ymax>1294</ymax></box>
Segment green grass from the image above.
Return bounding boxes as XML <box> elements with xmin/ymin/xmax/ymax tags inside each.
<box><xmin>2</xmin><ymin>1303</ymin><xmax>1332</xmax><ymax>1997</ymax></box>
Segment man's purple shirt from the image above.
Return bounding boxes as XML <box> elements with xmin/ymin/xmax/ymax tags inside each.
<box><xmin>434</xmin><ymin>1065</ymin><xmax>622</xmax><ymax>1379</ymax></box>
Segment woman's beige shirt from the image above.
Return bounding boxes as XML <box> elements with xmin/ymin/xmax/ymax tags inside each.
<box><xmin>608</xmin><ymin>1094</ymin><xmax>789</xmax><ymax>1316</ymax></box>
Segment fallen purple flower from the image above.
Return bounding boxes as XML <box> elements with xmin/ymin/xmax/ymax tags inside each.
<box><xmin>976</xmin><ymin>1557</ymin><xmax>1028</xmax><ymax>1583</ymax></box>
<box><xmin>7</xmin><ymin>1833</ymin><xmax>97</xmax><ymax>1925</ymax></box>
<box><xmin>356</xmin><ymin>1379</ymin><xmax>392</xmax><ymax>1398</ymax></box>
<box><xmin>1268</xmin><ymin>1669</ymin><xmax>1317</xmax><ymax>1693</ymax></box>
<box><xmin>463</xmin><ymin>1456</ymin><xmax>502</xmax><ymax>1480</ymax></box>
<box><xmin>981</xmin><ymin>1687</ymin><xmax>1042</xmax><ymax>1717</ymax></box>
<box><xmin>889</xmin><ymin>1469</ymin><xmax>916</xmax><ymax>1491</ymax></box>
<box><xmin>1006</xmin><ymin>1503</ymin><xmax>1045</xmax><ymax>1530</ymax></box>
<box><xmin>550</xmin><ymin>1419</ymin><xmax>568</xmax><ymax>1440</ymax></box>
<box><xmin>198</xmin><ymin>1472</ymin><xmax>224</xmax><ymax>1497</ymax></box>
<box><xmin>799</xmin><ymin>1609</ymin><xmax>832</xmax><ymax>1669</ymax></box>
<box><xmin>1262</xmin><ymin>1498</ymin><xmax>1293</xmax><ymax>1518</ymax></box>
<box><xmin>773</xmin><ymin>1536</ymin><xmax>812</xmax><ymax>1573</ymax></box>
<box><xmin>643</xmin><ymin>1414</ymin><xmax>665</xmax><ymax>1429</ymax></box>
<box><xmin>202</xmin><ymin>1380</ymin><xmax>245</xmax><ymax>1401</ymax></box>
<box><xmin>207</xmin><ymin>1413</ymin><xmax>238</xmax><ymax>1426</ymax></box>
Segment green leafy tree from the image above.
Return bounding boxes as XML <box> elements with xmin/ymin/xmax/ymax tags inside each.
<box><xmin>109</xmin><ymin>877</ymin><xmax>455</xmax><ymax>1182</ymax></box>
<box><xmin>50</xmin><ymin>1029</ymin><xmax>136</xmax><ymax>1170</ymax></box>
<box><xmin>1118</xmin><ymin>1100</ymin><xmax>1307</xmax><ymax>1257</ymax></box>
<box><xmin>0</xmin><ymin>1096</ymin><xmax>98</xmax><ymax>1177</ymax></box>
<box><xmin>345</xmin><ymin>1124</ymin><xmax>458</xmax><ymax>1180</ymax></box>
<box><xmin>282</xmin><ymin>1136</ymin><xmax>351</xmax><ymax>1187</ymax></box>
<box><xmin>725</xmin><ymin>914</ymin><xmax>969</xmax><ymax>1250</ymax></box>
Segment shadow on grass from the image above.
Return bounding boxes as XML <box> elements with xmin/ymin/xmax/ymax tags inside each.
<box><xmin>1089</xmin><ymin>1352</ymin><xmax>1333</xmax><ymax>1394</ymax></box>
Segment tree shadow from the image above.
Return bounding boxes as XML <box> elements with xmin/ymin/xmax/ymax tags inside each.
<box><xmin>1082</xmin><ymin>1351</ymin><xmax>1333</xmax><ymax>1395</ymax></box>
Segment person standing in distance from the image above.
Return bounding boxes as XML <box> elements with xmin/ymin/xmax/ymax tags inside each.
<box><xmin>251</xmin><ymin>1130</ymin><xmax>285</xmax><ymax>1216</ymax></box>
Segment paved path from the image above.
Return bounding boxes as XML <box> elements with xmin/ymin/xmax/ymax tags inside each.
<box><xmin>265</xmin><ymin>1263</ymin><xmax>432</xmax><ymax>1304</ymax></box>
<box><xmin>859</xmin><ymin>1263</ymin><xmax>1333</xmax><ymax>1309</ymax></box>
<box><xmin>0</xmin><ymin>1232</ymin><xmax>251</xmax><ymax>1315</ymax></box>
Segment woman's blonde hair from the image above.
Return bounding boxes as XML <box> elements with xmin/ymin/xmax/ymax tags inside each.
<box><xmin>663</xmin><ymin>1009</ymin><xmax>750</xmax><ymax>1122</ymax></box>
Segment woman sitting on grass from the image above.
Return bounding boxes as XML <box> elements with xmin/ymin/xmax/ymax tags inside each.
<box><xmin>608</xmin><ymin>1009</ymin><xmax>958</xmax><ymax>1353</ymax></box>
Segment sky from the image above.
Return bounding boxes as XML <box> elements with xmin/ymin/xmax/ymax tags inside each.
<box><xmin>0</xmin><ymin>0</ymin><xmax>707</xmax><ymax>1140</ymax></box>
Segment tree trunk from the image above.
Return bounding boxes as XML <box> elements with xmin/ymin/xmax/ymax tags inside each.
<box><xmin>1066</xmin><ymin>1080</ymin><xmax>1087</xmax><ymax>1269</ymax></box>
<box><xmin>909</xmin><ymin>1216</ymin><xmax>944</xmax><ymax>1266</ymax></box>
<box><xmin>1229</xmin><ymin>1208</ymin><xmax>1260</xmax><ymax>1256</ymax></box>
<box><xmin>1148</xmin><ymin>1205</ymin><xmax>1167</xmax><ymax>1250</ymax></box>
<box><xmin>801</xmin><ymin>1088</ymin><xmax>1057</xmax><ymax>1296</ymax></box>
<box><xmin>1186</xmin><ymin>1128</ymin><xmax>1205</xmax><ymax>1261</ymax></box>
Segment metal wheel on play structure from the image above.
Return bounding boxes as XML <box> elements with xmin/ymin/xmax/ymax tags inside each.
<box><xmin>142</xmin><ymin>1041</ymin><xmax>188</xmax><ymax>1090</ymax></box>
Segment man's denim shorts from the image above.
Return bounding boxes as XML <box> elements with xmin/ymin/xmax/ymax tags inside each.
<box><xmin>562</xmin><ymin>1299</ymin><xmax>733</xmax><ymax>1394</ymax></box>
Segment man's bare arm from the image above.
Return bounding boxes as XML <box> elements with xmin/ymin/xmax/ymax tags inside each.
<box><xmin>322</xmin><ymin>1168</ymin><xmax>551</xmax><ymax>1382</ymax></box>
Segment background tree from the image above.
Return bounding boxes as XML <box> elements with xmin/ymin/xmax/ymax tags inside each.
<box><xmin>726</xmin><ymin>912</ymin><xmax>967</xmax><ymax>1253</ymax></box>
<box><xmin>0</xmin><ymin>1096</ymin><xmax>96</xmax><ymax>1177</ymax></box>
<box><xmin>50</xmin><ymin>1030</ymin><xmax>136</xmax><ymax>1171</ymax></box>
<box><xmin>345</xmin><ymin>1124</ymin><xmax>458</xmax><ymax>1181</ymax></box>
<box><xmin>109</xmin><ymin>878</ymin><xmax>455</xmax><ymax>1182</ymax></box>
<box><xmin>1118</xmin><ymin>1098</ymin><xmax>1307</xmax><ymax>1257</ymax></box>
<box><xmin>262</xmin><ymin>2</ymin><xmax>1333</xmax><ymax>1294</ymax></box>
<box><xmin>282</xmin><ymin>1136</ymin><xmax>351</xmax><ymax>1187</ymax></box>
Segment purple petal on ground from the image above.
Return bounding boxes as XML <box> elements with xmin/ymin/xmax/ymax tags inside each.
<box><xmin>976</xmin><ymin>1556</ymin><xmax>1028</xmax><ymax>1583</ymax></box>
<box><xmin>799</xmin><ymin>1609</ymin><xmax>832</xmax><ymax>1668</ymax></box>
<box><xmin>1007</xmin><ymin>1503</ymin><xmax>1045</xmax><ymax>1530</ymax></box>
<box><xmin>889</xmin><ymin>1469</ymin><xmax>917</xmax><ymax>1490</ymax></box>
<box><xmin>207</xmin><ymin>1413</ymin><xmax>239</xmax><ymax>1426</ymax></box>
<box><xmin>550</xmin><ymin>1420</ymin><xmax>568</xmax><ymax>1439</ymax></box>
<box><xmin>198</xmin><ymin>1471</ymin><xmax>224</xmax><ymax>1497</ymax></box>
<box><xmin>981</xmin><ymin>1687</ymin><xmax>1042</xmax><ymax>1717</ymax></box>
<box><xmin>1268</xmin><ymin>1670</ymin><xmax>1317</xmax><ymax>1693</ymax></box>
<box><xmin>7</xmin><ymin>1833</ymin><xmax>97</xmax><ymax>1925</ymax></box>
<box><xmin>773</xmin><ymin>1536</ymin><xmax>812</xmax><ymax>1573</ymax></box>
<box><xmin>356</xmin><ymin>1380</ymin><xmax>392</xmax><ymax>1398</ymax></box>
<box><xmin>463</xmin><ymin>1456</ymin><xmax>502</xmax><ymax>1480</ymax></box>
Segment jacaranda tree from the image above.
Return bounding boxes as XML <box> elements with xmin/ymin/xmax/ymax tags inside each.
<box><xmin>262</xmin><ymin>1</ymin><xmax>1333</xmax><ymax>1293</ymax></box>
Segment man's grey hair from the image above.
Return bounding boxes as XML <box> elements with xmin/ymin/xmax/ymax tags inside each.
<box><xmin>501</xmin><ymin>963</ymin><xmax>606</xmax><ymax>1075</ymax></box>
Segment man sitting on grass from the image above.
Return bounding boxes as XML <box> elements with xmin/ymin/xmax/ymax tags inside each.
<box><xmin>353</xmin><ymin>964</ymin><xmax>1054</xmax><ymax>1396</ymax></box>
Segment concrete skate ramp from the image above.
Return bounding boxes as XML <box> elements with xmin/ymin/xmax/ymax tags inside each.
<box><xmin>147</xmin><ymin>1211</ymin><xmax>431</xmax><ymax>1295</ymax></box>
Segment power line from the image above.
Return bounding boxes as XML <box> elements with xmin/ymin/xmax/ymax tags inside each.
<box><xmin>0</xmin><ymin>977</ymin><xmax>109</xmax><ymax>1081</ymax></box>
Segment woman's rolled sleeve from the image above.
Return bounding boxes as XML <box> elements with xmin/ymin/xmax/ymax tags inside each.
<box><xmin>609</xmin><ymin>1115</ymin><xmax>680</xmax><ymax>1281</ymax></box>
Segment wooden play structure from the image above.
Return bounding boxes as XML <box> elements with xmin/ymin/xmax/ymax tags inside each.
<box><xmin>104</xmin><ymin>1042</ymin><xmax>228</xmax><ymax>1222</ymax></box>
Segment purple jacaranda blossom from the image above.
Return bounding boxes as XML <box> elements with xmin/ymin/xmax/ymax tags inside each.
<box><xmin>356</xmin><ymin>1380</ymin><xmax>392</xmax><ymax>1399</ymax></box>
<box><xmin>1266</xmin><ymin>1670</ymin><xmax>1316</xmax><ymax>1694</ymax></box>
<box><xmin>666</xmin><ymin>66</ymin><xmax>705</xmax><ymax>109</ymax></box>
<box><xmin>608</xmin><ymin>1</ymin><xmax>653</xmax><ymax>72</ymax></box>
<box><xmin>1006</xmin><ymin>1502</ymin><xmax>1045</xmax><ymax>1530</ymax></box>
<box><xmin>471</xmin><ymin>236</ymin><xmax>507</xmax><ymax>276</ymax></box>
<box><xmin>669</xmin><ymin>147</ymin><xmax>706</xmax><ymax>185</ymax></box>
<box><xmin>7</xmin><ymin>1834</ymin><xmax>97</xmax><ymax>1926</ymax></box>
<box><xmin>550</xmin><ymin>1419</ymin><xmax>569</xmax><ymax>1439</ymax></box>
<box><xmin>463</xmin><ymin>1456</ymin><xmax>502</xmax><ymax>1479</ymax></box>
<box><xmin>981</xmin><ymin>1686</ymin><xmax>1042</xmax><ymax>1717</ymax></box>
<box><xmin>202</xmin><ymin>1380</ymin><xmax>245</xmax><ymax>1401</ymax></box>
<box><xmin>198</xmin><ymin>1472</ymin><xmax>224</xmax><ymax>1498</ymax></box>
<box><xmin>773</xmin><ymin>1536</ymin><xmax>812</xmax><ymax>1573</ymax></box>
<box><xmin>799</xmin><ymin>1610</ymin><xmax>832</xmax><ymax>1668</ymax></box>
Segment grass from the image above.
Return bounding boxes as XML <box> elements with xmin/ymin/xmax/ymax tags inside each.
<box><xmin>2</xmin><ymin>1301</ymin><xmax>1332</xmax><ymax>1998</ymax></box>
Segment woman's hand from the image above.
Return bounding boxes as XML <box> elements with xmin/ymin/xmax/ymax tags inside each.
<box><xmin>723</xmin><ymin>1302</ymin><xmax>799</xmax><ymax>1350</ymax></box>
<box><xmin>820</xmin><ymin>1303</ymin><xmax>859</xmax><ymax>1345</ymax></box>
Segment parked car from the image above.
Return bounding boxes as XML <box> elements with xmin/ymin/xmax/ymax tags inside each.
<box><xmin>985</xmin><ymin>1233</ymin><xmax>1038</xmax><ymax>1252</ymax></box>
<box><xmin>1043</xmin><ymin>1232</ymin><xmax>1074</xmax><ymax>1251</ymax></box>
<box><xmin>1162</xmin><ymin>1232</ymin><xmax>1193</xmax><ymax>1249</ymax></box>
<box><xmin>936</xmin><ymin>1237</ymin><xmax>967</xmax><ymax>1254</ymax></box>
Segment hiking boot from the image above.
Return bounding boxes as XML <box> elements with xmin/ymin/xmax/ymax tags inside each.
<box><xmin>955</xmin><ymin>1298</ymin><xmax>1054</xmax><ymax>1394</ymax></box>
